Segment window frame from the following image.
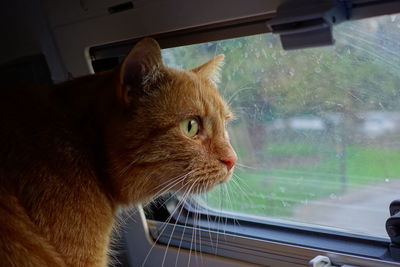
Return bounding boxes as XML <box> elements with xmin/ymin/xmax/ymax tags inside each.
<box><xmin>139</xmin><ymin>196</ymin><xmax>398</xmax><ymax>266</ymax></box>
<box><xmin>89</xmin><ymin>0</ymin><xmax>400</xmax><ymax>61</ymax></box>
<box><xmin>86</xmin><ymin>1</ymin><xmax>400</xmax><ymax>265</ymax></box>
<box><xmin>121</xmin><ymin>204</ymin><xmax>400</xmax><ymax>266</ymax></box>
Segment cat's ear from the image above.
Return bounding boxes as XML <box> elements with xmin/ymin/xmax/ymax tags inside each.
<box><xmin>117</xmin><ymin>38</ymin><xmax>163</xmax><ymax>106</ymax></box>
<box><xmin>191</xmin><ymin>54</ymin><xmax>224</xmax><ymax>85</ymax></box>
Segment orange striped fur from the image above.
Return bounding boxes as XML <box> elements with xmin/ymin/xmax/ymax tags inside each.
<box><xmin>0</xmin><ymin>38</ymin><xmax>236</xmax><ymax>266</ymax></box>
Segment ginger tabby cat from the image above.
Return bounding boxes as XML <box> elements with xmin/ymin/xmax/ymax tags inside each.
<box><xmin>0</xmin><ymin>38</ymin><xmax>237</xmax><ymax>266</ymax></box>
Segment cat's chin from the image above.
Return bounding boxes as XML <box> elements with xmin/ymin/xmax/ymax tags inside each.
<box><xmin>202</xmin><ymin>169</ymin><xmax>233</xmax><ymax>191</ymax></box>
<box><xmin>170</xmin><ymin>168</ymin><xmax>234</xmax><ymax>195</ymax></box>
<box><xmin>216</xmin><ymin>172</ymin><xmax>233</xmax><ymax>185</ymax></box>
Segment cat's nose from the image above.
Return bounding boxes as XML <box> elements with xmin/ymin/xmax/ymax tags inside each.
<box><xmin>219</xmin><ymin>152</ymin><xmax>237</xmax><ymax>171</ymax></box>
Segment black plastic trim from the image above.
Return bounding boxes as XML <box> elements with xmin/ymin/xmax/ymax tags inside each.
<box><xmin>145</xmin><ymin>196</ymin><xmax>399</xmax><ymax>263</ymax></box>
<box><xmin>89</xmin><ymin>16</ymin><xmax>273</xmax><ymax>61</ymax></box>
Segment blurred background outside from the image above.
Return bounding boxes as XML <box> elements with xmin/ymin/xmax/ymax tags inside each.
<box><xmin>163</xmin><ymin>14</ymin><xmax>400</xmax><ymax>239</ymax></box>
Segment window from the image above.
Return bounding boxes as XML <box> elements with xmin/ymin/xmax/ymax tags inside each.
<box><xmin>160</xmin><ymin>14</ymin><xmax>400</xmax><ymax>240</ymax></box>
<box><xmin>89</xmin><ymin>11</ymin><xmax>400</xmax><ymax>267</ymax></box>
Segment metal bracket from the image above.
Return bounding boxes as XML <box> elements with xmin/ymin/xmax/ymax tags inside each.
<box><xmin>267</xmin><ymin>0</ymin><xmax>352</xmax><ymax>50</ymax></box>
<box><xmin>309</xmin><ymin>255</ymin><xmax>359</xmax><ymax>267</ymax></box>
<box><xmin>386</xmin><ymin>199</ymin><xmax>400</xmax><ymax>261</ymax></box>
<box><xmin>310</xmin><ymin>255</ymin><xmax>334</xmax><ymax>267</ymax></box>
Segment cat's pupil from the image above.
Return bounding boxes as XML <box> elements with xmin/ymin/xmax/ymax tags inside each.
<box><xmin>188</xmin><ymin>120</ymin><xmax>193</xmax><ymax>132</ymax></box>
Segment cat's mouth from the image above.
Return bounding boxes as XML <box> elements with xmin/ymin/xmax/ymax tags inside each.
<box><xmin>192</xmin><ymin>169</ymin><xmax>233</xmax><ymax>193</ymax></box>
<box><xmin>167</xmin><ymin>166</ymin><xmax>233</xmax><ymax>195</ymax></box>
<box><xmin>216</xmin><ymin>176</ymin><xmax>229</xmax><ymax>185</ymax></box>
<box><xmin>216</xmin><ymin>170</ymin><xmax>233</xmax><ymax>185</ymax></box>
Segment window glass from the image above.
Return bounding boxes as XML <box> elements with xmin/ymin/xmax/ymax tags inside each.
<box><xmin>162</xmin><ymin>15</ymin><xmax>400</xmax><ymax>239</ymax></box>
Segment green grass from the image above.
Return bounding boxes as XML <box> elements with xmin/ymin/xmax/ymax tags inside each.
<box><xmin>346</xmin><ymin>147</ymin><xmax>400</xmax><ymax>182</ymax></box>
<box><xmin>266</xmin><ymin>142</ymin><xmax>321</xmax><ymax>156</ymax></box>
<box><xmin>203</xmin><ymin>143</ymin><xmax>400</xmax><ymax>217</ymax></box>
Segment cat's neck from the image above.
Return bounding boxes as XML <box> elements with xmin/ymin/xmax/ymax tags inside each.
<box><xmin>0</xmin><ymin>71</ymin><xmax>119</xmax><ymax>266</ymax></box>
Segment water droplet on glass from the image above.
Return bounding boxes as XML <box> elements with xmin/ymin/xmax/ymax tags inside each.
<box><xmin>301</xmin><ymin>199</ymin><xmax>309</xmax><ymax>205</ymax></box>
<box><xmin>262</xmin><ymin>49</ymin><xmax>267</xmax><ymax>57</ymax></box>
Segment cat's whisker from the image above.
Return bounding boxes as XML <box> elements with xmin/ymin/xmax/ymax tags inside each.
<box><xmin>232</xmin><ymin>173</ymin><xmax>252</xmax><ymax>194</ymax></box>
<box><xmin>218</xmin><ymin>186</ymin><xmax>226</xmax><ymax>238</ymax></box>
<box><xmin>196</xmin><ymin>185</ymin><xmax>206</xmax><ymax>266</ymax></box>
<box><xmin>222</xmin><ymin>184</ymin><xmax>229</xmax><ymax>240</ymax></box>
<box><xmin>189</xmin><ymin>176</ymin><xmax>202</xmax><ymax>262</ymax></box>
<box><xmin>198</xmin><ymin>181</ymin><xmax>213</xmax><ymax>265</ymax></box>
<box><xmin>151</xmin><ymin>176</ymin><xmax>185</xmax><ymax>195</ymax></box>
<box><xmin>146</xmin><ymin>169</ymin><xmax>199</xmax><ymax>207</ymax></box>
<box><xmin>214</xmin><ymin>185</ymin><xmax>223</xmax><ymax>256</ymax></box>
<box><xmin>226</xmin><ymin>181</ymin><xmax>242</xmax><ymax>228</ymax></box>
<box><xmin>195</xmin><ymin>198</ymin><xmax>204</xmax><ymax>266</ymax></box>
<box><xmin>237</xmin><ymin>180</ymin><xmax>252</xmax><ymax>204</ymax></box>
<box><xmin>214</xmin><ymin>187</ymin><xmax>222</xmax><ymax>255</ymax></box>
<box><xmin>141</xmin><ymin>174</ymin><xmax>198</xmax><ymax>267</ymax></box>
<box><xmin>115</xmin><ymin>157</ymin><xmax>139</xmax><ymax>178</ymax></box>
<box><xmin>161</xmin><ymin>183</ymin><xmax>195</xmax><ymax>267</ymax></box>
<box><xmin>224</xmin><ymin>184</ymin><xmax>237</xmax><ymax>234</ymax></box>
<box><xmin>141</xmin><ymin>180</ymin><xmax>194</xmax><ymax>267</ymax></box>
<box><xmin>192</xmin><ymin>199</ymin><xmax>198</xmax><ymax>266</ymax></box>
<box><xmin>221</xmin><ymin>57</ymin><xmax>249</xmax><ymax>99</ymax></box>
<box><xmin>227</xmin><ymin>183</ymin><xmax>240</xmax><ymax>228</ymax></box>
<box><xmin>235</xmin><ymin>162</ymin><xmax>260</xmax><ymax>170</ymax></box>
<box><xmin>174</xmin><ymin>198</ymin><xmax>191</xmax><ymax>267</ymax></box>
<box><xmin>150</xmin><ymin>170</ymin><xmax>194</xmax><ymax>198</ymax></box>
<box><xmin>152</xmin><ymin>176</ymin><xmax>196</xmax><ymax>232</ymax></box>
<box><xmin>142</xmin><ymin>191</ymin><xmax>178</xmax><ymax>215</ymax></box>
<box><xmin>231</xmin><ymin>174</ymin><xmax>252</xmax><ymax>206</ymax></box>
<box><xmin>213</xmin><ymin>41</ymin><xmax>221</xmax><ymax>57</ymax></box>
<box><xmin>200</xmin><ymin>180</ymin><xmax>215</xmax><ymax>253</ymax></box>
<box><xmin>186</xmin><ymin>174</ymin><xmax>205</xmax><ymax>267</ymax></box>
<box><xmin>116</xmin><ymin>207</ymin><xmax>138</xmax><ymax>228</ymax></box>
<box><xmin>226</xmin><ymin>86</ymin><xmax>253</xmax><ymax>106</ymax></box>
<box><xmin>224</xmin><ymin>183</ymin><xmax>235</xmax><ymax>228</ymax></box>
<box><xmin>152</xmin><ymin>170</ymin><xmax>195</xmax><ymax>192</ymax></box>
<box><xmin>149</xmin><ymin>174</ymin><xmax>190</xmax><ymax>202</ymax></box>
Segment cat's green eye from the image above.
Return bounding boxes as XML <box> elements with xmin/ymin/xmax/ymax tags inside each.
<box><xmin>180</xmin><ymin>118</ymin><xmax>200</xmax><ymax>138</ymax></box>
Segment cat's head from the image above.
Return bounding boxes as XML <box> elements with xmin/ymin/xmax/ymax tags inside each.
<box><xmin>107</xmin><ymin>38</ymin><xmax>237</xmax><ymax>204</ymax></box>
